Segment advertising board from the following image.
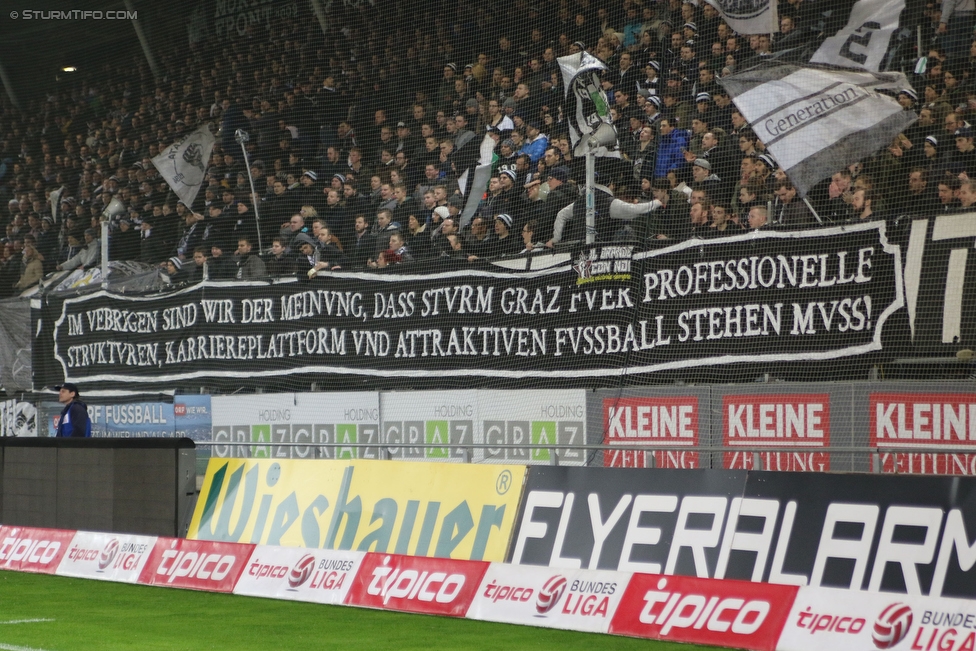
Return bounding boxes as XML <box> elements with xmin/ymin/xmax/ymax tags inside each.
<box><xmin>56</xmin><ymin>531</ymin><xmax>157</xmax><ymax>582</ymax></box>
<box><xmin>344</xmin><ymin>552</ymin><xmax>487</xmax><ymax>617</ymax></box>
<box><xmin>136</xmin><ymin>537</ymin><xmax>253</xmax><ymax>592</ymax></box>
<box><xmin>211</xmin><ymin>392</ymin><xmax>380</xmax><ymax>459</ymax></box>
<box><xmin>0</xmin><ymin>526</ymin><xmax>75</xmax><ymax>574</ymax></box>
<box><xmin>511</xmin><ymin>467</ymin><xmax>976</xmax><ymax>598</ymax></box>
<box><xmin>233</xmin><ymin>546</ymin><xmax>363</xmax><ymax>605</ymax></box>
<box><xmin>609</xmin><ymin>572</ymin><xmax>797</xmax><ymax>650</ymax></box>
<box><xmin>870</xmin><ymin>393</ymin><xmax>976</xmax><ymax>475</ymax></box>
<box><xmin>468</xmin><ymin>563</ymin><xmax>626</xmax><ymax>632</ymax></box>
<box><xmin>187</xmin><ymin>458</ymin><xmax>525</xmax><ymax>561</ymax></box>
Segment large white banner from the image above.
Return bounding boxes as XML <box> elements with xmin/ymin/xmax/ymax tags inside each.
<box><xmin>720</xmin><ymin>65</ymin><xmax>917</xmax><ymax>196</ymax></box>
<box><xmin>811</xmin><ymin>0</ymin><xmax>905</xmax><ymax>72</ymax></box>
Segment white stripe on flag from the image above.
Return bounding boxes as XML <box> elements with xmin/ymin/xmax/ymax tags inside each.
<box><xmin>811</xmin><ymin>0</ymin><xmax>905</xmax><ymax>72</ymax></box>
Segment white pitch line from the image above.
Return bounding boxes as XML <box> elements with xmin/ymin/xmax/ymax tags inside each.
<box><xmin>0</xmin><ymin>620</ymin><xmax>54</xmax><ymax>625</ymax></box>
<box><xmin>0</xmin><ymin>643</ymin><xmax>56</xmax><ymax>651</ymax></box>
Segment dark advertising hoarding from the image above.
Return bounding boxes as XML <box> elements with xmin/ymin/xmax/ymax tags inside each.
<box><xmin>509</xmin><ymin>467</ymin><xmax>976</xmax><ymax>598</ymax></box>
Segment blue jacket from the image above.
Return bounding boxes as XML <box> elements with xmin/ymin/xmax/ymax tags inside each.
<box><xmin>56</xmin><ymin>400</ymin><xmax>91</xmax><ymax>438</ymax></box>
<box><xmin>518</xmin><ymin>134</ymin><xmax>549</xmax><ymax>165</ymax></box>
<box><xmin>654</xmin><ymin>128</ymin><xmax>690</xmax><ymax>178</ymax></box>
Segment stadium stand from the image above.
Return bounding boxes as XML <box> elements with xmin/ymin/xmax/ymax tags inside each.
<box><xmin>0</xmin><ymin>0</ymin><xmax>956</xmax><ymax>291</ymax></box>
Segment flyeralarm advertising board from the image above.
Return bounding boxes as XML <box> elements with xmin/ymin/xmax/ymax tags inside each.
<box><xmin>0</xmin><ymin>526</ymin><xmax>75</xmax><ymax>574</ymax></box>
<box><xmin>609</xmin><ymin>572</ymin><xmax>797</xmax><ymax>650</ymax></box>
<box><xmin>56</xmin><ymin>531</ymin><xmax>157</xmax><ymax>582</ymax></box>
<box><xmin>345</xmin><ymin>552</ymin><xmax>488</xmax><ymax>617</ymax></box>
<box><xmin>510</xmin><ymin>467</ymin><xmax>976</xmax><ymax>598</ymax></box>
<box><xmin>870</xmin><ymin>393</ymin><xmax>976</xmax><ymax>475</ymax></box>
<box><xmin>723</xmin><ymin>394</ymin><xmax>831</xmax><ymax>472</ymax></box>
<box><xmin>468</xmin><ymin>563</ymin><xmax>627</xmax><ymax>632</ymax></box>
<box><xmin>187</xmin><ymin>458</ymin><xmax>525</xmax><ymax>561</ymax></box>
<box><xmin>509</xmin><ymin>466</ymin><xmax>747</xmax><ymax>574</ymax></box>
<box><xmin>602</xmin><ymin>396</ymin><xmax>700</xmax><ymax>469</ymax></box>
<box><xmin>137</xmin><ymin>537</ymin><xmax>253</xmax><ymax>592</ymax></box>
<box><xmin>233</xmin><ymin>546</ymin><xmax>363</xmax><ymax>604</ymax></box>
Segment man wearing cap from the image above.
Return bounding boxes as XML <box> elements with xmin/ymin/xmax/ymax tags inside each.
<box><xmin>640</xmin><ymin>62</ymin><xmax>661</xmax><ymax>96</ymax></box>
<box><xmin>691</xmin><ymin>159</ymin><xmax>723</xmax><ymax>199</ymax></box>
<box><xmin>488</xmin><ymin>214</ymin><xmax>521</xmax><ymax>257</ymax></box>
<box><xmin>439</xmin><ymin>64</ymin><xmax>459</xmax><ymax>108</ymax></box>
<box><xmin>297</xmin><ymin>171</ymin><xmax>320</xmax><ymax>207</ymax></box>
<box><xmin>58</xmin><ymin>228</ymin><xmax>100</xmax><ymax>271</ymax></box>
<box><xmin>898</xmin><ymin>89</ymin><xmax>919</xmax><ymax>111</ymax></box>
<box><xmin>953</xmin><ymin>127</ymin><xmax>976</xmax><ymax>175</ymax></box>
<box><xmin>538</xmin><ymin>166</ymin><xmax>577</xmax><ymax>243</ymax></box>
<box><xmin>55</xmin><ymin>383</ymin><xmax>91</xmax><ymax>438</ymax></box>
<box><xmin>643</xmin><ymin>95</ymin><xmax>664</xmax><ymax>126</ymax></box>
<box><xmin>518</xmin><ymin>121</ymin><xmax>549</xmax><ymax>165</ymax></box>
<box><xmin>291</xmin><ymin>233</ymin><xmax>323</xmax><ymax>276</ymax></box>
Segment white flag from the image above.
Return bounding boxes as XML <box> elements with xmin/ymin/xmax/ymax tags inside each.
<box><xmin>557</xmin><ymin>52</ymin><xmax>620</xmax><ymax>158</ymax></box>
<box><xmin>704</xmin><ymin>0</ymin><xmax>778</xmax><ymax>35</ymax></box>
<box><xmin>811</xmin><ymin>0</ymin><xmax>905</xmax><ymax>72</ymax></box>
<box><xmin>719</xmin><ymin>64</ymin><xmax>917</xmax><ymax>196</ymax></box>
<box><xmin>151</xmin><ymin>125</ymin><xmax>215</xmax><ymax>208</ymax></box>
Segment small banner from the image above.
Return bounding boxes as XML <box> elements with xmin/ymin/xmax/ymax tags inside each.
<box><xmin>557</xmin><ymin>52</ymin><xmax>620</xmax><ymax>158</ymax></box>
<box><xmin>150</xmin><ymin>125</ymin><xmax>215</xmax><ymax>209</ymax></box>
<box><xmin>704</xmin><ymin>0</ymin><xmax>778</xmax><ymax>35</ymax></box>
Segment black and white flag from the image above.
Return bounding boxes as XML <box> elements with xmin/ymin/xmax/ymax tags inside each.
<box><xmin>557</xmin><ymin>52</ymin><xmax>620</xmax><ymax>158</ymax></box>
<box><xmin>811</xmin><ymin>0</ymin><xmax>906</xmax><ymax>71</ymax></box>
<box><xmin>719</xmin><ymin>64</ymin><xmax>917</xmax><ymax>197</ymax></box>
<box><xmin>151</xmin><ymin>125</ymin><xmax>215</xmax><ymax>208</ymax></box>
<box><xmin>704</xmin><ymin>0</ymin><xmax>778</xmax><ymax>35</ymax></box>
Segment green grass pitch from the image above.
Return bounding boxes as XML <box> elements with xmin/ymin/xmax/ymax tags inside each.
<box><xmin>0</xmin><ymin>570</ymin><xmax>725</xmax><ymax>650</ymax></box>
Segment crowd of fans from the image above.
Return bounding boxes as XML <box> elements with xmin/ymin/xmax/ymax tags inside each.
<box><xmin>0</xmin><ymin>0</ymin><xmax>971</xmax><ymax>293</ymax></box>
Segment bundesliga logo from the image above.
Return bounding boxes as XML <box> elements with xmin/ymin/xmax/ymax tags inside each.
<box><xmin>536</xmin><ymin>575</ymin><xmax>567</xmax><ymax>615</ymax></box>
<box><xmin>873</xmin><ymin>603</ymin><xmax>913</xmax><ymax>649</ymax></box>
<box><xmin>288</xmin><ymin>554</ymin><xmax>316</xmax><ymax>589</ymax></box>
<box><xmin>98</xmin><ymin>538</ymin><xmax>119</xmax><ymax>571</ymax></box>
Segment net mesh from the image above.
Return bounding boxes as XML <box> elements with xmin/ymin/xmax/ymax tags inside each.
<box><xmin>0</xmin><ymin>0</ymin><xmax>974</xmax><ymax>474</ymax></box>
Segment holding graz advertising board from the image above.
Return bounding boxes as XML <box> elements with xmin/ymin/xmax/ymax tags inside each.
<box><xmin>33</xmin><ymin>223</ymin><xmax>905</xmax><ymax>391</ymax></box>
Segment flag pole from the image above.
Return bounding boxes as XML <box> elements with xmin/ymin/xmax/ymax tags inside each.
<box><xmin>585</xmin><ymin>150</ymin><xmax>596</xmax><ymax>245</ymax></box>
<box><xmin>235</xmin><ymin>129</ymin><xmax>263</xmax><ymax>252</ymax></box>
